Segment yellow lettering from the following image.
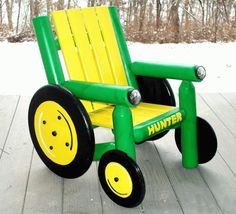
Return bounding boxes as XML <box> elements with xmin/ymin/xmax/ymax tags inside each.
<box><xmin>171</xmin><ymin>115</ymin><xmax>177</xmax><ymax>125</ymax></box>
<box><xmin>154</xmin><ymin>123</ymin><xmax>161</xmax><ymax>132</ymax></box>
<box><xmin>166</xmin><ymin>117</ymin><xmax>171</xmax><ymax>126</ymax></box>
<box><xmin>148</xmin><ymin>125</ymin><xmax>155</xmax><ymax>136</ymax></box>
<box><xmin>176</xmin><ymin>112</ymin><xmax>182</xmax><ymax>122</ymax></box>
<box><xmin>160</xmin><ymin>120</ymin><xmax>167</xmax><ymax>129</ymax></box>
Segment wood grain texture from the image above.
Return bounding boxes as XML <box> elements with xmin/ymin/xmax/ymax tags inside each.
<box><xmin>0</xmin><ymin>97</ymin><xmax>33</xmax><ymax>214</ymax></box>
<box><xmin>201</xmin><ymin>93</ymin><xmax>236</xmax><ymax>138</ymax></box>
<box><xmin>63</xmin><ymin>162</ymin><xmax>103</xmax><ymax>214</ymax></box>
<box><xmin>23</xmin><ymin>150</ymin><xmax>63</xmax><ymax>214</ymax></box>
<box><xmin>154</xmin><ymin>131</ymin><xmax>222</xmax><ymax>214</ymax></box>
<box><xmin>0</xmin><ymin>95</ymin><xmax>19</xmax><ymax>154</ymax></box>
<box><xmin>136</xmin><ymin>141</ymin><xmax>183</xmax><ymax>214</ymax></box>
<box><xmin>196</xmin><ymin>94</ymin><xmax>236</xmax><ymax>213</ymax></box>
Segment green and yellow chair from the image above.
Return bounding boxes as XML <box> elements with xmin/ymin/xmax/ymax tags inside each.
<box><xmin>29</xmin><ymin>6</ymin><xmax>217</xmax><ymax>207</ymax></box>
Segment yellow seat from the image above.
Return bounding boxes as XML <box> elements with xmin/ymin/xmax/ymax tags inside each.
<box><xmin>89</xmin><ymin>103</ymin><xmax>174</xmax><ymax>128</ymax></box>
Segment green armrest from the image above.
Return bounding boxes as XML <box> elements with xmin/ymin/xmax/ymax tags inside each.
<box><xmin>131</xmin><ymin>61</ymin><xmax>205</xmax><ymax>82</ymax></box>
<box><xmin>61</xmin><ymin>80</ymin><xmax>136</xmax><ymax>107</ymax></box>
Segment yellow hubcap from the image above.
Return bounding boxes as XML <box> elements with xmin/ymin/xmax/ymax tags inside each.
<box><xmin>34</xmin><ymin>101</ymin><xmax>78</xmax><ymax>165</ymax></box>
<box><xmin>105</xmin><ymin>162</ymin><xmax>133</xmax><ymax>198</ymax></box>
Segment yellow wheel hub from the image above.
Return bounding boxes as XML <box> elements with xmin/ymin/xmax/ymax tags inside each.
<box><xmin>34</xmin><ymin>101</ymin><xmax>78</xmax><ymax>165</ymax></box>
<box><xmin>105</xmin><ymin>162</ymin><xmax>133</xmax><ymax>198</ymax></box>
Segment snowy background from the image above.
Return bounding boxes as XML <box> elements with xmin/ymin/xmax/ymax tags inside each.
<box><xmin>0</xmin><ymin>41</ymin><xmax>235</xmax><ymax>95</ymax></box>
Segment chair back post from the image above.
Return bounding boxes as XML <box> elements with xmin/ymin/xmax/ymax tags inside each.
<box><xmin>33</xmin><ymin>16</ymin><xmax>65</xmax><ymax>85</ymax></box>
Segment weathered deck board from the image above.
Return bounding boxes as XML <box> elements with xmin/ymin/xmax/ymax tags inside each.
<box><xmin>23</xmin><ymin>151</ymin><xmax>63</xmax><ymax>214</ymax></box>
<box><xmin>196</xmin><ymin>94</ymin><xmax>236</xmax><ymax>213</ymax></box>
<box><xmin>201</xmin><ymin>93</ymin><xmax>236</xmax><ymax>138</ymax></box>
<box><xmin>221</xmin><ymin>93</ymin><xmax>236</xmax><ymax>110</ymax></box>
<box><xmin>136</xmin><ymin>142</ymin><xmax>183</xmax><ymax>214</ymax></box>
<box><xmin>0</xmin><ymin>97</ymin><xmax>33</xmax><ymax>214</ymax></box>
<box><xmin>154</xmin><ymin>132</ymin><xmax>222</xmax><ymax>214</ymax></box>
<box><xmin>0</xmin><ymin>95</ymin><xmax>19</xmax><ymax>156</ymax></box>
<box><xmin>1</xmin><ymin>94</ymin><xmax>236</xmax><ymax>213</ymax></box>
<box><xmin>63</xmin><ymin>162</ymin><xmax>103</xmax><ymax>214</ymax></box>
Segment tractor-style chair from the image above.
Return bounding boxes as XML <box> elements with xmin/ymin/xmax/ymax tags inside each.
<box><xmin>29</xmin><ymin>6</ymin><xmax>217</xmax><ymax>207</ymax></box>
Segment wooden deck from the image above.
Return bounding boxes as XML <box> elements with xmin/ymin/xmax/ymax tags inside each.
<box><xmin>0</xmin><ymin>93</ymin><xmax>236</xmax><ymax>214</ymax></box>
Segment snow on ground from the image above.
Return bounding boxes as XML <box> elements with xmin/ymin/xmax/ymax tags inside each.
<box><xmin>0</xmin><ymin>41</ymin><xmax>235</xmax><ymax>95</ymax></box>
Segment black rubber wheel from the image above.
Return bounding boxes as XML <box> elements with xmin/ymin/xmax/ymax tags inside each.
<box><xmin>28</xmin><ymin>85</ymin><xmax>95</xmax><ymax>178</ymax></box>
<box><xmin>98</xmin><ymin>150</ymin><xmax>145</xmax><ymax>208</ymax></box>
<box><xmin>175</xmin><ymin>117</ymin><xmax>217</xmax><ymax>164</ymax></box>
<box><xmin>136</xmin><ymin>76</ymin><xmax>176</xmax><ymax>142</ymax></box>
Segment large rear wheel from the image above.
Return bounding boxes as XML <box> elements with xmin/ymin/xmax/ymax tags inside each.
<box><xmin>28</xmin><ymin>85</ymin><xmax>95</xmax><ymax>178</ymax></box>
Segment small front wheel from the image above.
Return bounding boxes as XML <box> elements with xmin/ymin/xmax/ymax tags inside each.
<box><xmin>98</xmin><ymin>150</ymin><xmax>145</xmax><ymax>208</ymax></box>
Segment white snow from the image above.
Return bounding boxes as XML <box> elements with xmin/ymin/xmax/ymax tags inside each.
<box><xmin>0</xmin><ymin>41</ymin><xmax>235</xmax><ymax>95</ymax></box>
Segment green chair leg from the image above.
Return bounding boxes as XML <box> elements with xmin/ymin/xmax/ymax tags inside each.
<box><xmin>113</xmin><ymin>105</ymin><xmax>136</xmax><ymax>161</ymax></box>
<box><xmin>179</xmin><ymin>81</ymin><xmax>198</xmax><ymax>168</ymax></box>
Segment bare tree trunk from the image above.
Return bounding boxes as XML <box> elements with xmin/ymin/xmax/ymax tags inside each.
<box><xmin>5</xmin><ymin>0</ymin><xmax>14</xmax><ymax>30</ymax></box>
<box><xmin>139</xmin><ymin>0</ymin><xmax>148</xmax><ymax>32</ymax></box>
<box><xmin>168</xmin><ymin>0</ymin><xmax>181</xmax><ymax>42</ymax></box>
<box><xmin>184</xmin><ymin>0</ymin><xmax>189</xmax><ymax>30</ymax></box>
<box><xmin>156</xmin><ymin>0</ymin><xmax>161</xmax><ymax>28</ymax></box>
<box><xmin>214</xmin><ymin>0</ymin><xmax>219</xmax><ymax>42</ymax></box>
<box><xmin>16</xmin><ymin>0</ymin><xmax>22</xmax><ymax>34</ymax></box>
<box><xmin>198</xmin><ymin>0</ymin><xmax>205</xmax><ymax>25</ymax></box>
<box><xmin>222</xmin><ymin>0</ymin><xmax>229</xmax><ymax>23</ymax></box>
<box><xmin>67</xmin><ymin>0</ymin><xmax>71</xmax><ymax>9</ymax></box>
<box><xmin>46</xmin><ymin>0</ymin><xmax>52</xmax><ymax>16</ymax></box>
<box><xmin>0</xmin><ymin>0</ymin><xmax>2</xmax><ymax>25</ymax></box>
<box><xmin>57</xmin><ymin>0</ymin><xmax>64</xmax><ymax>10</ymax></box>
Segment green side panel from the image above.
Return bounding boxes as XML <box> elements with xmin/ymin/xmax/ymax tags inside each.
<box><xmin>134</xmin><ymin>108</ymin><xmax>184</xmax><ymax>143</ymax></box>
<box><xmin>108</xmin><ymin>7</ymin><xmax>138</xmax><ymax>89</ymax></box>
<box><xmin>113</xmin><ymin>105</ymin><xmax>136</xmax><ymax>160</ymax></box>
<box><xmin>131</xmin><ymin>62</ymin><xmax>201</xmax><ymax>82</ymax></box>
<box><xmin>179</xmin><ymin>81</ymin><xmax>198</xmax><ymax>168</ymax></box>
<box><xmin>33</xmin><ymin>16</ymin><xmax>65</xmax><ymax>85</ymax></box>
<box><xmin>62</xmin><ymin>80</ymin><xmax>135</xmax><ymax>107</ymax></box>
<box><xmin>93</xmin><ymin>142</ymin><xmax>116</xmax><ymax>161</ymax></box>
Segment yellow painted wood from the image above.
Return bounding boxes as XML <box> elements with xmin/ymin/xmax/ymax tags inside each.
<box><xmin>95</xmin><ymin>7</ymin><xmax>128</xmax><ymax>86</ymax></box>
<box><xmin>81</xmin><ymin>8</ymin><xmax>115</xmax><ymax>84</ymax></box>
<box><xmin>66</xmin><ymin>9</ymin><xmax>106</xmax><ymax>110</ymax></box>
<box><xmin>52</xmin><ymin>10</ymin><xmax>93</xmax><ymax>112</ymax></box>
<box><xmin>89</xmin><ymin>103</ymin><xmax>175</xmax><ymax>128</ymax></box>
<box><xmin>66</xmin><ymin>9</ymin><xmax>100</xmax><ymax>83</ymax></box>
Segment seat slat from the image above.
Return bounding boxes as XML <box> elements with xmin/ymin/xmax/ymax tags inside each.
<box><xmin>52</xmin><ymin>10</ymin><xmax>93</xmax><ymax>112</ymax></box>
<box><xmin>95</xmin><ymin>7</ymin><xmax>128</xmax><ymax>86</ymax></box>
<box><xmin>89</xmin><ymin>103</ymin><xmax>175</xmax><ymax>128</ymax></box>
<box><xmin>81</xmin><ymin>8</ymin><xmax>115</xmax><ymax>85</ymax></box>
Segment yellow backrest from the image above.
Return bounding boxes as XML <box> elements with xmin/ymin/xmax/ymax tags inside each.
<box><xmin>51</xmin><ymin>7</ymin><xmax>128</xmax><ymax>111</ymax></box>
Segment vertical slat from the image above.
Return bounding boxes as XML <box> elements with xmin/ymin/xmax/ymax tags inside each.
<box><xmin>52</xmin><ymin>10</ymin><xmax>93</xmax><ymax>112</ymax></box>
<box><xmin>66</xmin><ymin>9</ymin><xmax>107</xmax><ymax>110</ymax></box>
<box><xmin>81</xmin><ymin>8</ymin><xmax>115</xmax><ymax>84</ymax></box>
<box><xmin>96</xmin><ymin>7</ymin><xmax>128</xmax><ymax>86</ymax></box>
<box><xmin>66</xmin><ymin>9</ymin><xmax>101</xmax><ymax>83</ymax></box>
